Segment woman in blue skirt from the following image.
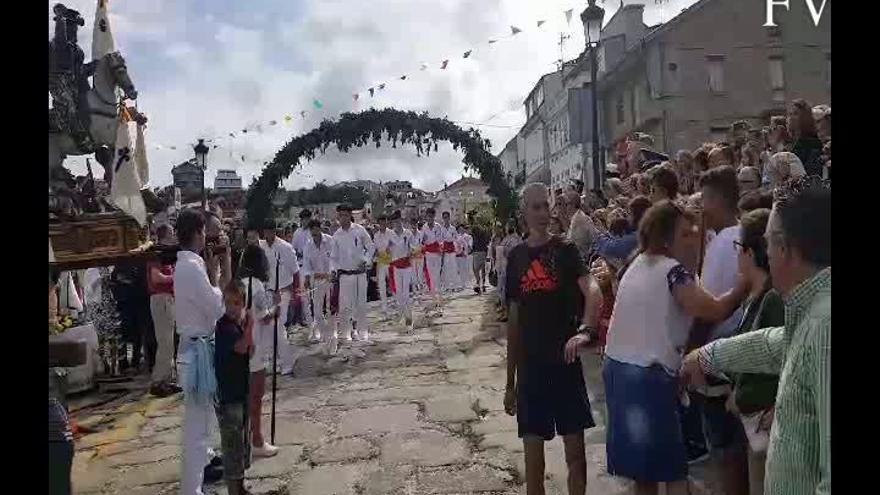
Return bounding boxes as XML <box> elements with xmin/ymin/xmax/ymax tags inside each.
<box><xmin>603</xmin><ymin>201</ymin><xmax>748</xmax><ymax>495</ymax></box>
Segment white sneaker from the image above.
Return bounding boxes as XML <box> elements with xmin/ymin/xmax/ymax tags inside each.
<box><xmin>344</xmin><ymin>332</ymin><xmax>354</xmax><ymax>342</ymax></box>
<box><xmin>281</xmin><ymin>366</ymin><xmax>295</xmax><ymax>376</ymax></box>
<box><xmin>253</xmin><ymin>443</ymin><xmax>279</xmax><ymax>458</ymax></box>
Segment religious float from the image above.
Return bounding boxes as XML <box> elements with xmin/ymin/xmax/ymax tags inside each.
<box><xmin>49</xmin><ymin>1</ymin><xmax>160</xmax><ymax>392</ymax></box>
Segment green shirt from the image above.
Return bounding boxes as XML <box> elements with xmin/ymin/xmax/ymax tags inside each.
<box><xmin>699</xmin><ymin>268</ymin><xmax>830</xmax><ymax>495</ymax></box>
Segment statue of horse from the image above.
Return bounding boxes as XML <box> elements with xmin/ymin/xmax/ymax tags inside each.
<box><xmin>49</xmin><ymin>50</ymin><xmax>137</xmax><ymax>184</ymax></box>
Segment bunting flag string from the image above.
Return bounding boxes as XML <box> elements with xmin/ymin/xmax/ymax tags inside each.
<box><xmin>137</xmin><ymin>2</ymin><xmax>606</xmax><ymax>155</ymax></box>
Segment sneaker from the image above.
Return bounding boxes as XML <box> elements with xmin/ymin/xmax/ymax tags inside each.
<box><xmin>253</xmin><ymin>443</ymin><xmax>280</xmax><ymax>458</ymax></box>
<box><xmin>281</xmin><ymin>366</ymin><xmax>295</xmax><ymax>376</ymax></box>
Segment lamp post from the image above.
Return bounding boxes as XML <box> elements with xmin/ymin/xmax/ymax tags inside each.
<box><xmin>193</xmin><ymin>138</ymin><xmax>210</xmax><ymax>210</ymax></box>
<box><xmin>581</xmin><ymin>0</ymin><xmax>605</xmax><ymax>193</ymax></box>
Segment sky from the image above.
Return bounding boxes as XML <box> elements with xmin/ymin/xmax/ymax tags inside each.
<box><xmin>53</xmin><ymin>0</ymin><xmax>697</xmax><ymax>193</ymax></box>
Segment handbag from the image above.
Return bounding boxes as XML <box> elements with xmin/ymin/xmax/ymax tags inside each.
<box><xmin>488</xmin><ymin>269</ymin><xmax>498</xmax><ymax>287</ymax></box>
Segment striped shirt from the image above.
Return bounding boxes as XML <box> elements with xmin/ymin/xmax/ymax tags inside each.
<box><xmin>699</xmin><ymin>268</ymin><xmax>830</xmax><ymax>495</ymax></box>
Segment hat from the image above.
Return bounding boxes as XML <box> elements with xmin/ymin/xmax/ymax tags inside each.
<box><xmin>299</xmin><ymin>208</ymin><xmax>312</xmax><ymax>219</ymax></box>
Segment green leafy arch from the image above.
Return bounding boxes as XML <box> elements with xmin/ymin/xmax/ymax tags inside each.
<box><xmin>245</xmin><ymin>108</ymin><xmax>516</xmax><ymax>226</ymax></box>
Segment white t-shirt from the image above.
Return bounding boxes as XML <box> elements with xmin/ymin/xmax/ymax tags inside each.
<box><xmin>605</xmin><ymin>254</ymin><xmax>694</xmax><ymax>373</ymax></box>
<box><xmin>700</xmin><ymin>224</ymin><xmax>743</xmax><ymax>341</ymax></box>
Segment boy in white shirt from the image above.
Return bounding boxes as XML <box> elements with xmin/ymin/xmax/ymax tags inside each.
<box><xmin>388</xmin><ymin>211</ymin><xmax>416</xmax><ymax>331</ymax></box>
<box><xmin>302</xmin><ymin>219</ymin><xmax>336</xmax><ymax>354</ymax></box>
<box><xmin>331</xmin><ymin>204</ymin><xmax>376</xmax><ymax>342</ymax></box>
<box><xmin>372</xmin><ymin>215</ymin><xmax>393</xmax><ymax>316</ymax></box>
<box><xmin>456</xmin><ymin>224</ymin><xmax>473</xmax><ymax>291</ymax></box>
<box><xmin>439</xmin><ymin>211</ymin><xmax>458</xmax><ymax>292</ymax></box>
<box><xmin>420</xmin><ymin>208</ymin><xmax>444</xmax><ymax>313</ymax></box>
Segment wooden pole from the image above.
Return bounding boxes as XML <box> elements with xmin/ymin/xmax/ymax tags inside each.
<box><xmin>270</xmin><ymin>252</ymin><xmax>280</xmax><ymax>444</ymax></box>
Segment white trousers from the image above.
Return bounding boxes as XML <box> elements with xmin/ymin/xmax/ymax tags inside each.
<box><xmin>178</xmin><ymin>361</ymin><xmax>217</xmax><ymax>495</ymax></box>
<box><xmin>269</xmin><ymin>290</ymin><xmax>295</xmax><ymax>371</ymax></box>
<box><xmin>392</xmin><ymin>266</ymin><xmax>413</xmax><ymax>321</ymax></box>
<box><xmin>376</xmin><ymin>264</ymin><xmax>390</xmax><ymax>309</ymax></box>
<box><xmin>457</xmin><ymin>256</ymin><xmax>470</xmax><ymax>289</ymax></box>
<box><xmin>424</xmin><ymin>253</ymin><xmax>442</xmax><ymax>297</ymax></box>
<box><xmin>412</xmin><ymin>257</ymin><xmax>425</xmax><ymax>292</ymax></box>
<box><xmin>339</xmin><ymin>272</ymin><xmax>369</xmax><ymax>340</ymax></box>
<box><xmin>299</xmin><ymin>274</ymin><xmax>312</xmax><ymax>327</ymax></box>
<box><xmin>150</xmin><ymin>293</ymin><xmax>175</xmax><ymax>384</ymax></box>
<box><xmin>310</xmin><ymin>279</ymin><xmax>333</xmax><ymax>342</ymax></box>
<box><xmin>441</xmin><ymin>253</ymin><xmax>458</xmax><ymax>291</ymax></box>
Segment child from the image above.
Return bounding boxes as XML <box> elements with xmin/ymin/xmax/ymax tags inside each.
<box><xmin>214</xmin><ymin>280</ymin><xmax>255</xmax><ymax>495</ymax></box>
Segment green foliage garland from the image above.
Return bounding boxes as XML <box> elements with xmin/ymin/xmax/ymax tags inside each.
<box><xmin>246</xmin><ymin>108</ymin><xmax>516</xmax><ymax>227</ymax></box>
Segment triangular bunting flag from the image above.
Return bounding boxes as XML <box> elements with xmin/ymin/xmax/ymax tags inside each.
<box><xmin>537</xmin><ymin>20</ymin><xmax>546</xmax><ymax>28</ymax></box>
<box><xmin>283</xmin><ymin>115</ymin><xmax>293</xmax><ymax>124</ymax></box>
<box><xmin>242</xmin><ymin>129</ymin><xmax>248</xmax><ymax>133</ymax></box>
<box><xmin>511</xmin><ymin>26</ymin><xmax>522</xmax><ymax>35</ymax></box>
<box><xmin>169</xmin><ymin>146</ymin><xmax>177</xmax><ymax>150</ymax></box>
<box><xmin>300</xmin><ymin>111</ymin><xmax>307</xmax><ymax>118</ymax></box>
<box><xmin>353</xmin><ymin>93</ymin><xmax>359</xmax><ymax>101</ymax></box>
<box><xmin>269</xmin><ymin>120</ymin><xmax>277</xmax><ymax>125</ymax></box>
<box><xmin>313</xmin><ymin>99</ymin><xmax>323</xmax><ymax>109</ymax></box>
<box><xmin>400</xmin><ymin>75</ymin><xmax>407</xmax><ymax>80</ymax></box>
<box><xmin>420</xmin><ymin>63</ymin><xmax>428</xmax><ymax>71</ymax></box>
<box><xmin>463</xmin><ymin>50</ymin><xmax>472</xmax><ymax>58</ymax></box>
<box><xmin>110</xmin><ymin>118</ymin><xmax>146</xmax><ymax>226</ymax></box>
<box><xmin>565</xmin><ymin>9</ymin><xmax>573</xmax><ymax>24</ymax></box>
<box><xmin>488</xmin><ymin>39</ymin><xmax>497</xmax><ymax>44</ymax></box>
<box><xmin>378</xmin><ymin>83</ymin><xmax>386</xmax><ymax>90</ymax></box>
<box><xmin>369</xmin><ymin>87</ymin><xmax>375</xmax><ymax>97</ymax></box>
<box><xmin>441</xmin><ymin>60</ymin><xmax>449</xmax><ymax>69</ymax></box>
<box><xmin>229</xmin><ymin>132</ymin><xmax>235</xmax><ymax>137</ymax></box>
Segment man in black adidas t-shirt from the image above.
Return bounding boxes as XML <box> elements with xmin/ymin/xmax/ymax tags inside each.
<box><xmin>504</xmin><ymin>183</ymin><xmax>596</xmax><ymax>495</ymax></box>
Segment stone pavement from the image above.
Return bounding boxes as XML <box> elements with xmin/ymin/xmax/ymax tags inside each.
<box><xmin>70</xmin><ymin>290</ymin><xmax>721</xmax><ymax>494</ymax></box>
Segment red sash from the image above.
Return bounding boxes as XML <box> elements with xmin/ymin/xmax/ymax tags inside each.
<box><xmin>442</xmin><ymin>241</ymin><xmax>455</xmax><ymax>253</ymax></box>
<box><xmin>391</xmin><ymin>257</ymin><xmax>412</xmax><ymax>269</ymax></box>
<box><xmin>424</xmin><ymin>242</ymin><xmax>441</xmax><ymax>254</ymax></box>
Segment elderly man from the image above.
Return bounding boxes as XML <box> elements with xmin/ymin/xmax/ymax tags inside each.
<box><xmin>505</xmin><ymin>183</ymin><xmax>596</xmax><ymax>495</ymax></box>
<box><xmin>682</xmin><ymin>186</ymin><xmax>830</xmax><ymax>495</ymax></box>
<box><xmin>564</xmin><ymin>190</ymin><xmax>596</xmax><ymax>262</ymax></box>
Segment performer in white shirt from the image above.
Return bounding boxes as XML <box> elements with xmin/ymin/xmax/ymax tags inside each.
<box><xmin>261</xmin><ymin>222</ymin><xmax>297</xmax><ymax>375</ymax></box>
<box><xmin>372</xmin><ymin>215</ymin><xmax>393</xmax><ymax>316</ymax></box>
<box><xmin>456</xmin><ymin>224</ymin><xmax>473</xmax><ymax>291</ymax></box>
<box><xmin>331</xmin><ymin>204</ymin><xmax>375</xmax><ymax>342</ymax></box>
<box><xmin>291</xmin><ymin>209</ymin><xmax>314</xmax><ymax>332</ymax></box>
<box><xmin>439</xmin><ymin>211</ymin><xmax>459</xmax><ymax>292</ymax></box>
<box><xmin>302</xmin><ymin>219</ymin><xmax>336</xmax><ymax>354</ymax></box>
<box><xmin>173</xmin><ymin>209</ymin><xmax>232</xmax><ymax>495</ymax></box>
<box><xmin>420</xmin><ymin>208</ymin><xmax>444</xmax><ymax>312</ymax></box>
<box><xmin>409</xmin><ymin>218</ymin><xmax>425</xmax><ymax>295</ymax></box>
<box><xmin>388</xmin><ymin>211</ymin><xmax>415</xmax><ymax>331</ymax></box>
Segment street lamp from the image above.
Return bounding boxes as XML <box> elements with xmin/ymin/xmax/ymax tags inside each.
<box><xmin>581</xmin><ymin>0</ymin><xmax>605</xmax><ymax>193</ymax></box>
<box><xmin>193</xmin><ymin>138</ymin><xmax>210</xmax><ymax>210</ymax></box>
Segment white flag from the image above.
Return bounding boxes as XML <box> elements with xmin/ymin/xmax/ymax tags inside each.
<box><xmin>92</xmin><ymin>0</ymin><xmax>116</xmax><ymax>60</ymax></box>
<box><xmin>135</xmin><ymin>122</ymin><xmax>150</xmax><ymax>186</ymax></box>
<box><xmin>110</xmin><ymin>118</ymin><xmax>147</xmax><ymax>226</ymax></box>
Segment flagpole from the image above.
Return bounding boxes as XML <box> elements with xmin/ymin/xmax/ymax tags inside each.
<box><xmin>271</xmin><ymin>252</ymin><xmax>280</xmax><ymax>444</ymax></box>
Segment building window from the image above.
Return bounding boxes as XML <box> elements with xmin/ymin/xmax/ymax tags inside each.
<box><xmin>769</xmin><ymin>57</ymin><xmax>785</xmax><ymax>90</ymax></box>
<box><xmin>706</xmin><ymin>55</ymin><xmax>725</xmax><ymax>93</ymax></box>
<box><xmin>616</xmin><ymin>95</ymin><xmax>625</xmax><ymax>124</ymax></box>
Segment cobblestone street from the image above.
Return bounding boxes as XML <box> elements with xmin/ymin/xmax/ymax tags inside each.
<box><xmin>70</xmin><ymin>291</ymin><xmax>719</xmax><ymax>494</ymax></box>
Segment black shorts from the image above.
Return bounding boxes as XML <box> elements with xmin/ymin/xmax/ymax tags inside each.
<box><xmin>517</xmin><ymin>360</ymin><xmax>595</xmax><ymax>441</ymax></box>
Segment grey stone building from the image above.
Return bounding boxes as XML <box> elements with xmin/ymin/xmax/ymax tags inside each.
<box><xmin>598</xmin><ymin>0</ymin><xmax>831</xmax><ymax>158</ymax></box>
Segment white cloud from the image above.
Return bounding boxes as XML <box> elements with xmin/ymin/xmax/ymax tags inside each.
<box><xmin>52</xmin><ymin>0</ymin><xmax>696</xmax><ymax>192</ymax></box>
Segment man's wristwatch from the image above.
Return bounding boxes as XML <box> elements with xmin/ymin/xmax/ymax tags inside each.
<box><xmin>577</xmin><ymin>323</ymin><xmax>597</xmax><ymax>341</ymax></box>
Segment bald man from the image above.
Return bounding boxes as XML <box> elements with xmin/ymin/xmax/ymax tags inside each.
<box><xmin>564</xmin><ymin>190</ymin><xmax>597</xmax><ymax>262</ymax></box>
<box><xmin>504</xmin><ymin>183</ymin><xmax>596</xmax><ymax>495</ymax></box>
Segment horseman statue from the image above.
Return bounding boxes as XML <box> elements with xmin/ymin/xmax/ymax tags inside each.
<box><xmin>48</xmin><ymin>2</ymin><xmax>140</xmax><ymax>186</ymax></box>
